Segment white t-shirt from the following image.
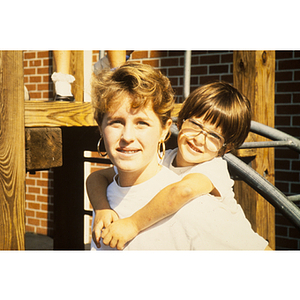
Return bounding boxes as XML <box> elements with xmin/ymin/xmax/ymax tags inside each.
<box><xmin>91</xmin><ymin>165</ymin><xmax>268</xmax><ymax>250</ymax></box>
<box><xmin>162</xmin><ymin>148</ymin><xmax>238</xmax><ymax>212</ymax></box>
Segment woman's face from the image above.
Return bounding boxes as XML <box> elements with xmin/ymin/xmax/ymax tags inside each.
<box><xmin>101</xmin><ymin>96</ymin><xmax>171</xmax><ymax>186</ymax></box>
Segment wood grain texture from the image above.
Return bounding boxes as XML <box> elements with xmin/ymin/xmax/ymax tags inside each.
<box><xmin>0</xmin><ymin>51</ymin><xmax>25</xmax><ymax>250</ymax></box>
<box><xmin>233</xmin><ymin>50</ymin><xmax>275</xmax><ymax>249</ymax></box>
<box><xmin>25</xmin><ymin>128</ymin><xmax>62</xmax><ymax>170</ymax></box>
<box><xmin>25</xmin><ymin>101</ymin><xmax>96</xmax><ymax>127</ymax></box>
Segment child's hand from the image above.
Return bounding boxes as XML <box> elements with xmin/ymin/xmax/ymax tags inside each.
<box><xmin>92</xmin><ymin>209</ymin><xmax>119</xmax><ymax>248</ymax></box>
<box><xmin>102</xmin><ymin>217</ymin><xmax>139</xmax><ymax>250</ymax></box>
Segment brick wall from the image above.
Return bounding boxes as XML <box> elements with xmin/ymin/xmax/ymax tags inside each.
<box><xmin>24</xmin><ymin>50</ymin><xmax>300</xmax><ymax>249</ymax></box>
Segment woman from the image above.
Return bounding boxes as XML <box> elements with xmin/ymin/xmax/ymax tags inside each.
<box><xmin>90</xmin><ymin>62</ymin><xmax>268</xmax><ymax>250</ymax></box>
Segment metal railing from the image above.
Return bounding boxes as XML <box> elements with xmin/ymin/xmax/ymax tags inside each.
<box><xmin>224</xmin><ymin>121</ymin><xmax>300</xmax><ymax>230</ymax></box>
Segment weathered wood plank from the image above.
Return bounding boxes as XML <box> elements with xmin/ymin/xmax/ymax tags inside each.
<box><xmin>25</xmin><ymin>128</ymin><xmax>62</xmax><ymax>171</ymax></box>
<box><xmin>25</xmin><ymin>101</ymin><xmax>96</xmax><ymax>127</ymax></box>
<box><xmin>0</xmin><ymin>51</ymin><xmax>25</xmax><ymax>250</ymax></box>
<box><xmin>69</xmin><ymin>51</ymin><xmax>84</xmax><ymax>103</ymax></box>
<box><xmin>233</xmin><ymin>50</ymin><xmax>276</xmax><ymax>249</ymax></box>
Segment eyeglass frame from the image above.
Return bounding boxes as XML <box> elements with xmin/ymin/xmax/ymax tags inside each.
<box><xmin>181</xmin><ymin>118</ymin><xmax>226</xmax><ymax>152</ymax></box>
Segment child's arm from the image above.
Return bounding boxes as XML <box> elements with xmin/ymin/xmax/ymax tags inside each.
<box><xmin>102</xmin><ymin>173</ymin><xmax>214</xmax><ymax>250</ymax></box>
<box><xmin>86</xmin><ymin>167</ymin><xmax>119</xmax><ymax>248</ymax></box>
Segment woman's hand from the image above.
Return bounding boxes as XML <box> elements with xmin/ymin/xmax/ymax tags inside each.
<box><xmin>92</xmin><ymin>209</ymin><xmax>119</xmax><ymax>248</ymax></box>
<box><xmin>101</xmin><ymin>217</ymin><xmax>139</xmax><ymax>250</ymax></box>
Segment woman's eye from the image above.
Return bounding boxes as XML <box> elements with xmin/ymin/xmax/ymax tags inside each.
<box><xmin>137</xmin><ymin>121</ymin><xmax>149</xmax><ymax>126</ymax></box>
<box><xmin>108</xmin><ymin>120</ymin><xmax>122</xmax><ymax>126</ymax></box>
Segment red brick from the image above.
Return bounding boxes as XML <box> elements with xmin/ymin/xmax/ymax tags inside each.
<box><xmin>37</xmin><ymin>195</ymin><xmax>48</xmax><ymax>203</ymax></box>
<box><xmin>24</xmin><ymin>52</ymin><xmax>36</xmax><ymax>59</ymax></box>
<box><xmin>275</xmin><ymin>94</ymin><xmax>291</xmax><ymax>104</ymax></box>
<box><xmin>161</xmin><ymin>58</ymin><xmax>179</xmax><ymax>67</ymax></box>
<box><xmin>221</xmin><ymin>74</ymin><xmax>233</xmax><ymax>83</ymax></box>
<box><xmin>278</xmin><ymin>59</ymin><xmax>300</xmax><ymax>70</ymax></box>
<box><xmin>28</xmin><ymin>218</ymin><xmax>40</xmax><ymax>226</ymax></box>
<box><xmin>150</xmin><ymin>51</ymin><xmax>168</xmax><ymax>58</ymax></box>
<box><xmin>209</xmin><ymin>65</ymin><xmax>229</xmax><ymax>74</ymax></box>
<box><xmin>25</xmin><ymin>194</ymin><xmax>35</xmax><ymax>201</ymax></box>
<box><xmin>26</xmin><ymin>178</ymin><xmax>36</xmax><ymax>186</ymax></box>
<box><xmin>275</xmin><ymin>116</ymin><xmax>291</xmax><ymax>126</ymax></box>
<box><xmin>26</xmin><ymin>84</ymin><xmax>37</xmax><ymax>91</ymax></box>
<box><xmin>36</xmin><ymin>211</ymin><xmax>48</xmax><ymax>219</ymax></box>
<box><xmin>221</xmin><ymin>53</ymin><xmax>233</xmax><ymax>63</ymax></box>
<box><xmin>276</xmin><ymin>104</ymin><xmax>300</xmax><ymax>114</ymax></box>
<box><xmin>37</xmin><ymin>180</ymin><xmax>48</xmax><ymax>187</ymax></box>
<box><xmin>168</xmin><ymin>51</ymin><xmax>185</xmax><ymax>57</ymax></box>
<box><xmin>275</xmin><ymin>71</ymin><xmax>293</xmax><ymax>81</ymax></box>
<box><xmin>28</xmin><ymin>202</ymin><xmax>40</xmax><ymax>210</ymax></box>
<box><xmin>38</xmin><ymin>84</ymin><xmax>48</xmax><ymax>91</ymax></box>
<box><xmin>30</xmin><ymin>76</ymin><xmax>42</xmax><ymax>83</ymax></box>
<box><xmin>191</xmin><ymin>66</ymin><xmax>207</xmax><ymax>75</ymax></box>
<box><xmin>277</xmin><ymin>82</ymin><xmax>300</xmax><ymax>92</ymax></box>
<box><xmin>143</xmin><ymin>60</ymin><xmax>159</xmax><ymax>68</ymax></box>
<box><xmin>30</xmin><ymin>92</ymin><xmax>42</xmax><ymax>99</ymax></box>
<box><xmin>30</xmin><ymin>60</ymin><xmax>42</xmax><ymax>67</ymax></box>
<box><xmin>41</xmin><ymin>220</ymin><xmax>48</xmax><ymax>227</ymax></box>
<box><xmin>28</xmin><ymin>186</ymin><xmax>41</xmax><ymax>194</ymax></box>
<box><xmin>37</xmin><ymin>51</ymin><xmax>49</xmax><ymax>58</ymax></box>
<box><xmin>291</xmin><ymin>183</ymin><xmax>300</xmax><ymax>194</ymax></box>
<box><xmin>276</xmin><ymin>236</ymin><xmax>298</xmax><ymax>249</ymax></box>
<box><xmin>36</xmin><ymin>228</ymin><xmax>48</xmax><ymax>235</ymax></box>
<box><xmin>24</xmin><ymin>68</ymin><xmax>35</xmax><ymax>75</ymax></box>
<box><xmin>168</xmin><ymin>67</ymin><xmax>183</xmax><ymax>76</ymax></box>
<box><xmin>276</xmin><ymin>51</ymin><xmax>293</xmax><ymax>59</ymax></box>
<box><xmin>199</xmin><ymin>75</ymin><xmax>219</xmax><ymax>84</ymax></box>
<box><xmin>26</xmin><ymin>225</ymin><xmax>35</xmax><ymax>232</ymax></box>
<box><xmin>200</xmin><ymin>55</ymin><xmax>220</xmax><ymax>65</ymax></box>
<box><xmin>26</xmin><ymin>209</ymin><xmax>35</xmax><ymax>217</ymax></box>
<box><xmin>132</xmin><ymin>51</ymin><xmax>148</xmax><ymax>59</ymax></box>
<box><xmin>43</xmin><ymin>59</ymin><xmax>51</xmax><ymax>66</ymax></box>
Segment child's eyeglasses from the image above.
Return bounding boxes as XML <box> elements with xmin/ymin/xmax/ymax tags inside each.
<box><xmin>181</xmin><ymin>119</ymin><xmax>226</xmax><ymax>152</ymax></box>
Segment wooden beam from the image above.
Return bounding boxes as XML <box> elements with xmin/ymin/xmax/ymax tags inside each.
<box><xmin>233</xmin><ymin>50</ymin><xmax>276</xmax><ymax>249</ymax></box>
<box><xmin>69</xmin><ymin>50</ymin><xmax>84</xmax><ymax>103</ymax></box>
<box><xmin>25</xmin><ymin>128</ymin><xmax>62</xmax><ymax>171</ymax></box>
<box><xmin>25</xmin><ymin>101</ymin><xmax>96</xmax><ymax>127</ymax></box>
<box><xmin>0</xmin><ymin>51</ymin><xmax>25</xmax><ymax>250</ymax></box>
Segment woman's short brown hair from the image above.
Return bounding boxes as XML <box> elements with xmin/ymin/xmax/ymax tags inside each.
<box><xmin>92</xmin><ymin>62</ymin><xmax>175</xmax><ymax>128</ymax></box>
<box><xmin>178</xmin><ymin>81</ymin><xmax>251</xmax><ymax>154</ymax></box>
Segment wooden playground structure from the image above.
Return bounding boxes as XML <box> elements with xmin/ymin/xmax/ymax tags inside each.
<box><xmin>0</xmin><ymin>50</ymin><xmax>281</xmax><ymax>250</ymax></box>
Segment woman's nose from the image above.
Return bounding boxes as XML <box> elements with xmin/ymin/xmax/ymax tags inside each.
<box><xmin>121</xmin><ymin>124</ymin><xmax>135</xmax><ymax>142</ymax></box>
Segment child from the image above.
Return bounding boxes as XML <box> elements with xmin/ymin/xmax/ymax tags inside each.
<box><xmin>87</xmin><ymin>81</ymin><xmax>252</xmax><ymax>250</ymax></box>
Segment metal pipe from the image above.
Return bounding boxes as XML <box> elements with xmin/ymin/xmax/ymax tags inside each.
<box><xmin>250</xmin><ymin>121</ymin><xmax>300</xmax><ymax>153</ymax></box>
<box><xmin>224</xmin><ymin>153</ymin><xmax>300</xmax><ymax>230</ymax></box>
<box><xmin>183</xmin><ymin>50</ymin><xmax>192</xmax><ymax>100</ymax></box>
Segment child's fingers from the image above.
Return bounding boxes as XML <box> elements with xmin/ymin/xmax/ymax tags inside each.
<box><xmin>116</xmin><ymin>240</ymin><xmax>125</xmax><ymax>250</ymax></box>
<box><xmin>109</xmin><ymin>237</ymin><xmax>118</xmax><ymax>249</ymax></box>
<box><xmin>102</xmin><ymin>231</ymin><xmax>112</xmax><ymax>246</ymax></box>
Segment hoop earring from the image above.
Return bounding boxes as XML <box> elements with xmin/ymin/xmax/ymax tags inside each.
<box><xmin>97</xmin><ymin>137</ymin><xmax>107</xmax><ymax>157</ymax></box>
<box><xmin>157</xmin><ymin>140</ymin><xmax>166</xmax><ymax>160</ymax></box>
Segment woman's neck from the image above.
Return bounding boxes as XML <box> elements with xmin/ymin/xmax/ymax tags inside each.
<box><xmin>117</xmin><ymin>163</ymin><xmax>162</xmax><ymax>187</ymax></box>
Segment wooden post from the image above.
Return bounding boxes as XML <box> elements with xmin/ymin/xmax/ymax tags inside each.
<box><xmin>233</xmin><ymin>50</ymin><xmax>276</xmax><ymax>249</ymax></box>
<box><xmin>0</xmin><ymin>51</ymin><xmax>26</xmax><ymax>250</ymax></box>
<box><xmin>69</xmin><ymin>51</ymin><xmax>84</xmax><ymax>103</ymax></box>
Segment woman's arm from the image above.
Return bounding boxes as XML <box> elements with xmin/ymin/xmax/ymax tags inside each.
<box><xmin>102</xmin><ymin>173</ymin><xmax>214</xmax><ymax>249</ymax></box>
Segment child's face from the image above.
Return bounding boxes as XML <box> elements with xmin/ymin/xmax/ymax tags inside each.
<box><xmin>176</xmin><ymin>117</ymin><xmax>225</xmax><ymax>167</ymax></box>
